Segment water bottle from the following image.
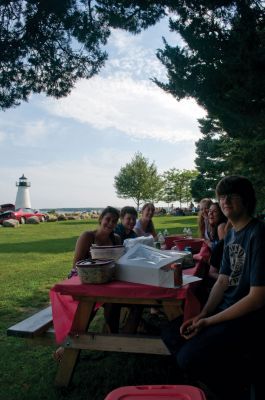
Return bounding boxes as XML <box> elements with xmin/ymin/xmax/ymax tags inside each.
<box><xmin>157</xmin><ymin>231</ymin><xmax>165</xmax><ymax>248</ymax></box>
<box><xmin>183</xmin><ymin>227</ymin><xmax>188</xmax><ymax>236</ymax></box>
<box><xmin>163</xmin><ymin>229</ymin><xmax>168</xmax><ymax>237</ymax></box>
<box><xmin>187</xmin><ymin>228</ymin><xmax>192</xmax><ymax>238</ymax></box>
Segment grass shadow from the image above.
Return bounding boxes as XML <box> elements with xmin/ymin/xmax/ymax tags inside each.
<box><xmin>0</xmin><ymin>236</ymin><xmax>78</xmax><ymax>254</ymax></box>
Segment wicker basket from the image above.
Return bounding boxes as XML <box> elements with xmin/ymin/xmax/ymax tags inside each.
<box><xmin>90</xmin><ymin>245</ymin><xmax>125</xmax><ymax>261</ymax></box>
<box><xmin>76</xmin><ymin>259</ymin><xmax>115</xmax><ymax>284</ymax></box>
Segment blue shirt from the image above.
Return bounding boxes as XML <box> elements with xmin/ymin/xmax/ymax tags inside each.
<box><xmin>114</xmin><ymin>223</ymin><xmax>137</xmax><ymax>244</ymax></box>
<box><xmin>219</xmin><ymin>219</ymin><xmax>265</xmax><ymax>310</ymax></box>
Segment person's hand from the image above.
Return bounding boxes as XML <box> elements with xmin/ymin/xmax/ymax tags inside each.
<box><xmin>180</xmin><ymin>315</ymin><xmax>206</xmax><ymax>339</ymax></box>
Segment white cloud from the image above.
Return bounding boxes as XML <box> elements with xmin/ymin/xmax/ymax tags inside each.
<box><xmin>44</xmin><ymin>76</ymin><xmax>205</xmax><ymax>143</ymax></box>
<box><xmin>42</xmin><ymin>29</ymin><xmax>205</xmax><ymax>144</ymax></box>
<box><xmin>106</xmin><ymin>29</ymin><xmax>166</xmax><ymax>81</ymax></box>
<box><xmin>8</xmin><ymin>120</ymin><xmax>55</xmax><ymax>147</ymax></box>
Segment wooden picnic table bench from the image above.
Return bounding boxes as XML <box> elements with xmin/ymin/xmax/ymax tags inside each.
<box><xmin>6</xmin><ymin>304</ymin><xmax>171</xmax><ymax>353</ymax></box>
<box><xmin>7</xmin><ymin>305</ymin><xmax>56</xmax><ymax>347</ymax></box>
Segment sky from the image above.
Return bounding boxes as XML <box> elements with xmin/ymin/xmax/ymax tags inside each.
<box><xmin>0</xmin><ymin>18</ymin><xmax>206</xmax><ymax>209</ymax></box>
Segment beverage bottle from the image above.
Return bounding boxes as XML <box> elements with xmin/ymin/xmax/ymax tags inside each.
<box><xmin>171</xmin><ymin>262</ymin><xmax>183</xmax><ymax>286</ymax></box>
<box><xmin>163</xmin><ymin>229</ymin><xmax>168</xmax><ymax>237</ymax></box>
<box><xmin>157</xmin><ymin>231</ymin><xmax>165</xmax><ymax>249</ymax></box>
<box><xmin>187</xmin><ymin>228</ymin><xmax>192</xmax><ymax>238</ymax></box>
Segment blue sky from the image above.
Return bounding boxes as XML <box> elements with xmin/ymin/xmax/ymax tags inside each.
<box><xmin>0</xmin><ymin>19</ymin><xmax>205</xmax><ymax>209</ymax></box>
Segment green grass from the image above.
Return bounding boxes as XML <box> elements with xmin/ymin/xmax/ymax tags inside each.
<box><xmin>0</xmin><ymin>216</ymin><xmax>198</xmax><ymax>400</ymax></box>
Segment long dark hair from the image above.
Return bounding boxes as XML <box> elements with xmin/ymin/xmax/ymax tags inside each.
<box><xmin>208</xmin><ymin>202</ymin><xmax>227</xmax><ymax>241</ymax></box>
<box><xmin>98</xmin><ymin>206</ymin><xmax>120</xmax><ymax>223</ymax></box>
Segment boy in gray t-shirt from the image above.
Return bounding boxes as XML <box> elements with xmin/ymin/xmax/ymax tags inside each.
<box><xmin>162</xmin><ymin>176</ymin><xmax>265</xmax><ymax>399</ymax></box>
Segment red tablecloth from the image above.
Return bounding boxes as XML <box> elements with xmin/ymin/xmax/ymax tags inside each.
<box><xmin>50</xmin><ymin>276</ymin><xmax>201</xmax><ymax>343</ymax></box>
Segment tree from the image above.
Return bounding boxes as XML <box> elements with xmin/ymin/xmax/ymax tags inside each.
<box><xmin>0</xmin><ymin>0</ymin><xmax>165</xmax><ymax>110</ymax></box>
<box><xmin>162</xmin><ymin>168</ymin><xmax>198</xmax><ymax>208</ymax></box>
<box><xmin>114</xmin><ymin>152</ymin><xmax>163</xmax><ymax>210</ymax></box>
<box><xmin>155</xmin><ymin>1</ymin><xmax>265</xmax><ymax>141</ymax></box>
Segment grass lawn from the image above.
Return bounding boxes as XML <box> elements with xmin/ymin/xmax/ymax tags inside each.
<box><xmin>0</xmin><ymin>216</ymin><xmax>198</xmax><ymax>400</ymax></box>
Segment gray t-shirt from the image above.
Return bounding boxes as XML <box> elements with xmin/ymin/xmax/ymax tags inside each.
<box><xmin>219</xmin><ymin>219</ymin><xmax>265</xmax><ymax>310</ymax></box>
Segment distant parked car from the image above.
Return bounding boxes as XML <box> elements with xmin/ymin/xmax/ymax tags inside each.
<box><xmin>0</xmin><ymin>208</ymin><xmax>48</xmax><ymax>224</ymax></box>
<box><xmin>0</xmin><ymin>203</ymin><xmax>15</xmax><ymax>212</ymax></box>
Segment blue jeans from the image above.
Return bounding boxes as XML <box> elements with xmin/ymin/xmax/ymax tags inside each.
<box><xmin>161</xmin><ymin>309</ymin><xmax>265</xmax><ymax>394</ymax></box>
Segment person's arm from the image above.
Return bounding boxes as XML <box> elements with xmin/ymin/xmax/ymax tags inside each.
<box><xmin>199</xmin><ymin>273</ymin><xmax>229</xmax><ymax>317</ymax></box>
<box><xmin>133</xmin><ymin>219</ymin><xmax>143</xmax><ymax>237</ymax></box>
<box><xmin>184</xmin><ymin>283</ymin><xmax>265</xmax><ymax>339</ymax></box>
<box><xmin>150</xmin><ymin>220</ymin><xmax>157</xmax><ymax>240</ymax></box>
<box><xmin>208</xmin><ymin>265</ymin><xmax>219</xmax><ymax>281</ymax></box>
<box><xmin>204</xmin><ymin>285</ymin><xmax>265</xmax><ymax>327</ymax></box>
<box><xmin>72</xmin><ymin>231</ymin><xmax>94</xmax><ymax>267</ymax></box>
<box><xmin>217</xmin><ymin>222</ymin><xmax>226</xmax><ymax>240</ymax></box>
<box><xmin>180</xmin><ymin>274</ymin><xmax>228</xmax><ymax>337</ymax></box>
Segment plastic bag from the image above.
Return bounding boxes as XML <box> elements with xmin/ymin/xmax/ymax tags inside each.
<box><xmin>123</xmin><ymin>235</ymin><xmax>154</xmax><ymax>252</ymax></box>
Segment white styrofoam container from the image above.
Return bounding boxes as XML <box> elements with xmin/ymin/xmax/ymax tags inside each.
<box><xmin>115</xmin><ymin>244</ymin><xmax>185</xmax><ymax>288</ymax></box>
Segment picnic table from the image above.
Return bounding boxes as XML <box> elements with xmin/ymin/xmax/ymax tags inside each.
<box><xmin>49</xmin><ymin>275</ymin><xmax>201</xmax><ymax>387</ymax></box>
<box><xmin>7</xmin><ymin>270</ymin><xmax>202</xmax><ymax>388</ymax></box>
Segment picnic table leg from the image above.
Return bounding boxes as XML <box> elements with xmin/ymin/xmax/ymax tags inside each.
<box><xmin>55</xmin><ymin>300</ymin><xmax>95</xmax><ymax>387</ymax></box>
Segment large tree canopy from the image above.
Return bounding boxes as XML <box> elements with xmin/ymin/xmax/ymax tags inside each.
<box><xmin>155</xmin><ymin>0</ymin><xmax>265</xmax><ymax>140</ymax></box>
<box><xmin>0</xmin><ymin>0</ymin><xmax>165</xmax><ymax>110</ymax></box>
<box><xmin>153</xmin><ymin>0</ymin><xmax>265</xmax><ymax>209</ymax></box>
<box><xmin>2</xmin><ymin>1</ymin><xmax>265</xmax><ymax>208</ymax></box>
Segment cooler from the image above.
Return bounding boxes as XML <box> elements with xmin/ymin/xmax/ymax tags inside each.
<box><xmin>104</xmin><ymin>384</ymin><xmax>207</xmax><ymax>399</ymax></box>
<box><xmin>172</xmin><ymin>238</ymin><xmax>204</xmax><ymax>254</ymax></box>
<box><xmin>164</xmin><ymin>235</ymin><xmax>185</xmax><ymax>250</ymax></box>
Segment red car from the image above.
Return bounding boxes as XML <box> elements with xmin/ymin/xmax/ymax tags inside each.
<box><xmin>0</xmin><ymin>208</ymin><xmax>48</xmax><ymax>224</ymax></box>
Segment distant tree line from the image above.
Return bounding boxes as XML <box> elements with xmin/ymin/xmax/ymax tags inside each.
<box><xmin>114</xmin><ymin>152</ymin><xmax>198</xmax><ymax>210</ymax></box>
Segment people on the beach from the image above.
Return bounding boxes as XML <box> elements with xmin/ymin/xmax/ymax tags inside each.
<box><xmin>161</xmin><ymin>175</ymin><xmax>265</xmax><ymax>399</ymax></box>
<box><xmin>134</xmin><ymin>202</ymin><xmax>157</xmax><ymax>239</ymax></box>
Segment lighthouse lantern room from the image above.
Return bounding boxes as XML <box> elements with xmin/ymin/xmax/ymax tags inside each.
<box><xmin>15</xmin><ymin>174</ymin><xmax>32</xmax><ymax>209</ymax></box>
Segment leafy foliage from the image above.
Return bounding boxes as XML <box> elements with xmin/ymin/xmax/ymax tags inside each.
<box><xmin>153</xmin><ymin>0</ymin><xmax>265</xmax><ymax>209</ymax></box>
<box><xmin>162</xmin><ymin>168</ymin><xmax>198</xmax><ymax>207</ymax></box>
<box><xmin>155</xmin><ymin>0</ymin><xmax>265</xmax><ymax>140</ymax></box>
<box><xmin>114</xmin><ymin>152</ymin><xmax>163</xmax><ymax>209</ymax></box>
<box><xmin>0</xmin><ymin>0</ymin><xmax>165</xmax><ymax>109</ymax></box>
<box><xmin>191</xmin><ymin>116</ymin><xmax>265</xmax><ymax>210</ymax></box>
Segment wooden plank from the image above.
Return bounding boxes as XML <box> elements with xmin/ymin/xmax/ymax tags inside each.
<box><xmin>74</xmin><ymin>295</ymin><xmax>182</xmax><ymax>306</ymax></box>
<box><xmin>55</xmin><ymin>300</ymin><xmax>95</xmax><ymax>387</ymax></box>
<box><xmin>63</xmin><ymin>333</ymin><xmax>170</xmax><ymax>355</ymax></box>
<box><xmin>7</xmin><ymin>306</ymin><xmax>53</xmax><ymax>338</ymax></box>
<box><xmin>26</xmin><ymin>327</ymin><xmax>56</xmax><ymax>346</ymax></box>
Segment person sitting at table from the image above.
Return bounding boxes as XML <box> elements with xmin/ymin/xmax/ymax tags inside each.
<box><xmin>69</xmin><ymin>206</ymin><xmax>121</xmax><ymax>278</ymax></box>
<box><xmin>53</xmin><ymin>206</ymin><xmax>121</xmax><ymax>361</ymax></box>
<box><xmin>206</xmin><ymin>202</ymin><xmax>228</xmax><ymax>249</ymax></box>
<box><xmin>133</xmin><ymin>202</ymin><xmax>157</xmax><ymax>239</ymax></box>
<box><xmin>198</xmin><ymin>198</ymin><xmax>213</xmax><ymax>240</ymax></box>
<box><xmin>161</xmin><ymin>175</ymin><xmax>265</xmax><ymax>399</ymax></box>
<box><xmin>200</xmin><ymin>203</ymin><xmax>231</xmax><ymax>295</ymax></box>
<box><xmin>115</xmin><ymin>206</ymin><xmax>138</xmax><ymax>244</ymax></box>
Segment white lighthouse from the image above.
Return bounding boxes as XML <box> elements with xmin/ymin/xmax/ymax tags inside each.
<box><xmin>15</xmin><ymin>174</ymin><xmax>31</xmax><ymax>209</ymax></box>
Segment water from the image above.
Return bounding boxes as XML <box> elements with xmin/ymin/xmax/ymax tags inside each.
<box><xmin>40</xmin><ymin>207</ymin><xmax>104</xmax><ymax>214</ymax></box>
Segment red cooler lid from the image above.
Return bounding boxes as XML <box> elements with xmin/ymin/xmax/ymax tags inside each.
<box><xmin>104</xmin><ymin>385</ymin><xmax>207</xmax><ymax>400</ymax></box>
